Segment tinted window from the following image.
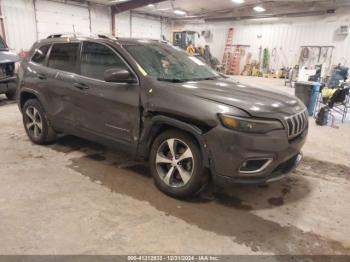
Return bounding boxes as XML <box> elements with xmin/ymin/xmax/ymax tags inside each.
<box><xmin>31</xmin><ymin>45</ymin><xmax>50</xmax><ymax>64</ymax></box>
<box><xmin>48</xmin><ymin>43</ymin><xmax>79</xmax><ymax>73</ymax></box>
<box><xmin>0</xmin><ymin>36</ymin><xmax>7</xmax><ymax>50</ymax></box>
<box><xmin>81</xmin><ymin>42</ymin><xmax>128</xmax><ymax>81</ymax></box>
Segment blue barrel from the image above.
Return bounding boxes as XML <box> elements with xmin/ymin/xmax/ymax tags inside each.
<box><xmin>308</xmin><ymin>83</ymin><xmax>321</xmax><ymax>116</ymax></box>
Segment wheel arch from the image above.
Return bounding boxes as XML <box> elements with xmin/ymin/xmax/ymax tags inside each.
<box><xmin>138</xmin><ymin>115</ymin><xmax>211</xmax><ymax>168</ymax></box>
<box><xmin>19</xmin><ymin>89</ymin><xmax>43</xmax><ymax>111</ymax></box>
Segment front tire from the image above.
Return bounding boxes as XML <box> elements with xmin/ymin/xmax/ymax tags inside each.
<box><xmin>22</xmin><ymin>99</ymin><xmax>57</xmax><ymax>144</ymax></box>
<box><xmin>149</xmin><ymin>130</ymin><xmax>207</xmax><ymax>198</ymax></box>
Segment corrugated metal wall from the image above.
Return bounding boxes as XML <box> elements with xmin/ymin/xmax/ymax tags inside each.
<box><xmin>132</xmin><ymin>14</ymin><xmax>161</xmax><ymax>39</ymax></box>
<box><xmin>90</xmin><ymin>4</ymin><xmax>111</xmax><ymax>34</ymax></box>
<box><xmin>1</xmin><ymin>0</ymin><xmax>111</xmax><ymax>52</ymax></box>
<box><xmin>1</xmin><ymin>0</ymin><xmax>37</xmax><ymax>52</ymax></box>
<box><xmin>180</xmin><ymin>12</ymin><xmax>350</xmax><ymax>68</ymax></box>
<box><xmin>115</xmin><ymin>11</ymin><xmax>131</xmax><ymax>37</ymax></box>
<box><xmin>232</xmin><ymin>21</ymin><xmax>350</xmax><ymax>69</ymax></box>
<box><xmin>35</xmin><ymin>0</ymin><xmax>91</xmax><ymax>40</ymax></box>
<box><xmin>114</xmin><ymin>11</ymin><xmax>171</xmax><ymax>40</ymax></box>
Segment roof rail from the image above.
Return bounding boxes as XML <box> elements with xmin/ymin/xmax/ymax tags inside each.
<box><xmin>46</xmin><ymin>33</ymin><xmax>118</xmax><ymax>40</ymax></box>
<box><xmin>96</xmin><ymin>34</ymin><xmax>118</xmax><ymax>40</ymax></box>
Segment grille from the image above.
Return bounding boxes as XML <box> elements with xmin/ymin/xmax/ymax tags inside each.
<box><xmin>0</xmin><ymin>62</ymin><xmax>15</xmax><ymax>80</ymax></box>
<box><xmin>285</xmin><ymin>110</ymin><xmax>308</xmax><ymax>138</ymax></box>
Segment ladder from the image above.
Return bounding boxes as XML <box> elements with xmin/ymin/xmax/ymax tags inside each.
<box><xmin>229</xmin><ymin>46</ymin><xmax>242</xmax><ymax>75</ymax></box>
<box><xmin>222</xmin><ymin>28</ymin><xmax>234</xmax><ymax>74</ymax></box>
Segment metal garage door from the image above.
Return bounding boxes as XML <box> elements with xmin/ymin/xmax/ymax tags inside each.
<box><xmin>90</xmin><ymin>5</ymin><xmax>111</xmax><ymax>34</ymax></box>
<box><xmin>132</xmin><ymin>15</ymin><xmax>161</xmax><ymax>39</ymax></box>
<box><xmin>35</xmin><ymin>0</ymin><xmax>90</xmax><ymax>40</ymax></box>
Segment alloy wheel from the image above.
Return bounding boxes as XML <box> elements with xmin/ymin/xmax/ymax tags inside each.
<box><xmin>25</xmin><ymin>106</ymin><xmax>43</xmax><ymax>138</ymax></box>
<box><xmin>155</xmin><ymin>138</ymin><xmax>194</xmax><ymax>187</ymax></box>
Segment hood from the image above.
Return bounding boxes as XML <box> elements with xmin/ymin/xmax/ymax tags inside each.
<box><xmin>0</xmin><ymin>50</ymin><xmax>20</xmax><ymax>63</ymax></box>
<box><xmin>163</xmin><ymin>78</ymin><xmax>305</xmax><ymax>118</ymax></box>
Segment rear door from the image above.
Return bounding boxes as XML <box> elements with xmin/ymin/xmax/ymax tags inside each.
<box><xmin>44</xmin><ymin>42</ymin><xmax>81</xmax><ymax>129</ymax></box>
<box><xmin>22</xmin><ymin>43</ymin><xmax>52</xmax><ymax>105</ymax></box>
<box><xmin>73</xmin><ymin>41</ymin><xmax>140</xmax><ymax>145</ymax></box>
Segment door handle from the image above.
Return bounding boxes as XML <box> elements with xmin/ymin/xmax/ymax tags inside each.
<box><xmin>73</xmin><ymin>82</ymin><xmax>89</xmax><ymax>90</ymax></box>
<box><xmin>37</xmin><ymin>73</ymin><xmax>46</xmax><ymax>80</ymax></box>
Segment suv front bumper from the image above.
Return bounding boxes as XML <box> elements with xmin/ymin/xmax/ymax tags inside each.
<box><xmin>203</xmin><ymin>125</ymin><xmax>307</xmax><ymax>186</ymax></box>
<box><xmin>0</xmin><ymin>76</ymin><xmax>17</xmax><ymax>93</ymax></box>
<box><xmin>0</xmin><ymin>75</ymin><xmax>17</xmax><ymax>83</ymax></box>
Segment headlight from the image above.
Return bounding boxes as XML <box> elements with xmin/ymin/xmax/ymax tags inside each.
<box><xmin>219</xmin><ymin>114</ymin><xmax>284</xmax><ymax>133</ymax></box>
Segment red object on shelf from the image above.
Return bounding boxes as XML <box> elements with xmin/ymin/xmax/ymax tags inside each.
<box><xmin>18</xmin><ymin>49</ymin><xmax>29</xmax><ymax>59</ymax></box>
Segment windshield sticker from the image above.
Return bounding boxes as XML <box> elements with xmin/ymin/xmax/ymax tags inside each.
<box><xmin>137</xmin><ymin>63</ymin><xmax>148</xmax><ymax>76</ymax></box>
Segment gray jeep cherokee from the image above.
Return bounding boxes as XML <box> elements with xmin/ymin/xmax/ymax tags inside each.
<box><xmin>0</xmin><ymin>36</ymin><xmax>19</xmax><ymax>100</ymax></box>
<box><xmin>17</xmin><ymin>34</ymin><xmax>308</xmax><ymax>198</ymax></box>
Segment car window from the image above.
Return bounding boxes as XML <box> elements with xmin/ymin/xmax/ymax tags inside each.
<box><xmin>81</xmin><ymin>42</ymin><xmax>128</xmax><ymax>81</ymax></box>
<box><xmin>125</xmin><ymin>43</ymin><xmax>218</xmax><ymax>82</ymax></box>
<box><xmin>48</xmin><ymin>43</ymin><xmax>79</xmax><ymax>73</ymax></box>
<box><xmin>0</xmin><ymin>36</ymin><xmax>8</xmax><ymax>50</ymax></box>
<box><xmin>31</xmin><ymin>45</ymin><xmax>50</xmax><ymax>65</ymax></box>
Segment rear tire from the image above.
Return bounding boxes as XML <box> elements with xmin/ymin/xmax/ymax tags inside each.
<box><xmin>5</xmin><ymin>90</ymin><xmax>16</xmax><ymax>100</ymax></box>
<box><xmin>22</xmin><ymin>99</ymin><xmax>57</xmax><ymax>145</ymax></box>
<box><xmin>149</xmin><ymin>130</ymin><xmax>207</xmax><ymax>198</ymax></box>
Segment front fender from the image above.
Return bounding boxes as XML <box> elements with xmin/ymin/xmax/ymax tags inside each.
<box><xmin>137</xmin><ymin>115</ymin><xmax>211</xmax><ymax>168</ymax></box>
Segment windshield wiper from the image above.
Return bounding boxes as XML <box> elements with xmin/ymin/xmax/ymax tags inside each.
<box><xmin>194</xmin><ymin>76</ymin><xmax>219</xmax><ymax>81</ymax></box>
<box><xmin>157</xmin><ymin>76</ymin><xmax>219</xmax><ymax>83</ymax></box>
<box><xmin>157</xmin><ymin>78</ymin><xmax>188</xmax><ymax>83</ymax></box>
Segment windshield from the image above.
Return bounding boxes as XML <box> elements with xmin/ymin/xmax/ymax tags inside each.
<box><xmin>124</xmin><ymin>42</ymin><xmax>219</xmax><ymax>82</ymax></box>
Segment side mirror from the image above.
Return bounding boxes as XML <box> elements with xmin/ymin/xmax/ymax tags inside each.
<box><xmin>104</xmin><ymin>68</ymin><xmax>136</xmax><ymax>83</ymax></box>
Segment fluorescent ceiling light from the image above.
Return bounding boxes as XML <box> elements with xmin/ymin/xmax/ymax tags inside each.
<box><xmin>147</xmin><ymin>4</ymin><xmax>155</xmax><ymax>7</ymax></box>
<box><xmin>109</xmin><ymin>0</ymin><xmax>129</xmax><ymax>3</ymax></box>
<box><xmin>253</xmin><ymin>6</ymin><xmax>266</xmax><ymax>12</ymax></box>
<box><xmin>232</xmin><ymin>0</ymin><xmax>245</xmax><ymax>4</ymax></box>
<box><xmin>174</xmin><ymin>9</ymin><xmax>187</xmax><ymax>15</ymax></box>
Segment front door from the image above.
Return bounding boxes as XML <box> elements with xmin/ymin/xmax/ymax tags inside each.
<box><xmin>74</xmin><ymin>41</ymin><xmax>140</xmax><ymax>145</ymax></box>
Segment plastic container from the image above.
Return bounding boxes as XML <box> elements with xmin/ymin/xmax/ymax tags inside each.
<box><xmin>295</xmin><ymin>82</ymin><xmax>313</xmax><ymax>106</ymax></box>
<box><xmin>294</xmin><ymin>82</ymin><xmax>320</xmax><ymax>116</ymax></box>
<box><xmin>308</xmin><ymin>83</ymin><xmax>321</xmax><ymax>116</ymax></box>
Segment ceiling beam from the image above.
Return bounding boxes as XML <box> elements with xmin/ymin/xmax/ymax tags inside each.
<box><xmin>111</xmin><ymin>0</ymin><xmax>167</xmax><ymax>14</ymax></box>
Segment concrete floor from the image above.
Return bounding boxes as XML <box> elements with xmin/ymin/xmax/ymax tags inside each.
<box><xmin>0</xmin><ymin>77</ymin><xmax>350</xmax><ymax>255</ymax></box>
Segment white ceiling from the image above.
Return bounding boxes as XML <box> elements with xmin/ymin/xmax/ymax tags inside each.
<box><xmin>86</xmin><ymin>0</ymin><xmax>350</xmax><ymax>20</ymax></box>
